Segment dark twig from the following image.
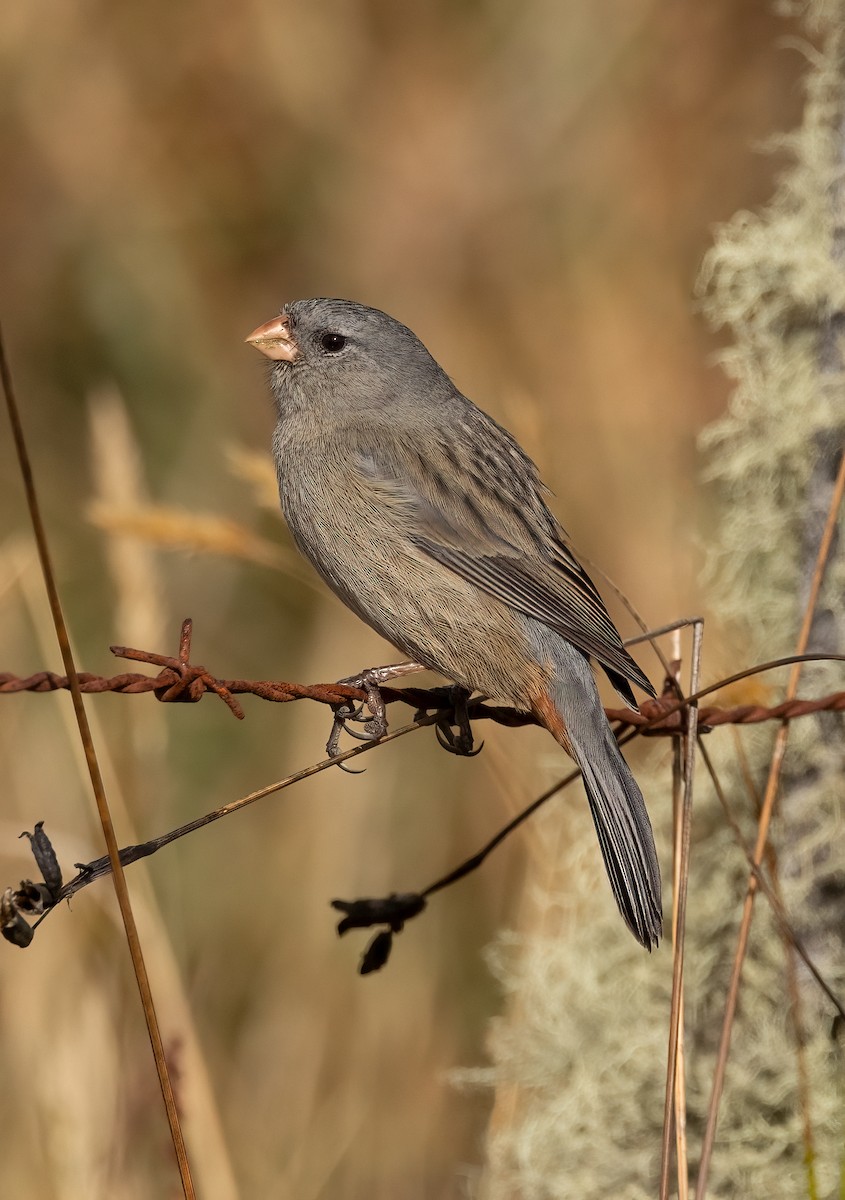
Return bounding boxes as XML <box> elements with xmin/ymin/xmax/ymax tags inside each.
<box><xmin>27</xmin><ymin>709</ymin><xmax>443</xmax><ymax>914</ymax></box>
<box><xmin>330</xmin><ymin>755</ymin><xmax>621</xmax><ymax>973</ymax></box>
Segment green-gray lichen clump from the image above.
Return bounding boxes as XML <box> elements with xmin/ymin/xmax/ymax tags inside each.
<box><xmin>465</xmin><ymin>7</ymin><xmax>845</xmax><ymax>1196</ymax></box>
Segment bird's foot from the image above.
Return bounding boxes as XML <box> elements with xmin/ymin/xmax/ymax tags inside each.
<box><xmin>431</xmin><ymin>685</ymin><xmax>483</xmax><ymax>757</ymax></box>
<box><xmin>326</xmin><ymin>661</ymin><xmax>426</xmax><ymax>769</ymax></box>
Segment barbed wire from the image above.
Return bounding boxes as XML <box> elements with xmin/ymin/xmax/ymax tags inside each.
<box><xmin>4</xmin><ymin>619</ymin><xmax>845</xmax><ymax>979</ymax></box>
<box><xmin>2</xmin><ymin>617</ymin><xmax>843</xmax><ymax>734</ymax></box>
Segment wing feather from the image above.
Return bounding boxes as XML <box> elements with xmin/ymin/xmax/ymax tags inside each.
<box><xmin>353</xmin><ymin>427</ymin><xmax>654</xmax><ymax>701</ymax></box>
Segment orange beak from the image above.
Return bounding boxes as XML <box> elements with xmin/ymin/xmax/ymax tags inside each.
<box><xmin>245</xmin><ymin>314</ymin><xmax>298</xmax><ymax>362</ymax></box>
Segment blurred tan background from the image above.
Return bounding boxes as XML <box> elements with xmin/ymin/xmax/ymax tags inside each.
<box><xmin>0</xmin><ymin>2</ymin><xmax>805</xmax><ymax>1197</ymax></box>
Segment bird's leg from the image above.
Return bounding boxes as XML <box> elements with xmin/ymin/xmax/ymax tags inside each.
<box><xmin>326</xmin><ymin>703</ymin><xmax>361</xmax><ymax>764</ymax></box>
<box><xmin>433</xmin><ymin>685</ymin><xmax>483</xmax><ymax>757</ymax></box>
<box><xmin>327</xmin><ymin>662</ymin><xmax>427</xmax><ymax>760</ymax></box>
<box><xmin>340</xmin><ymin>661</ymin><xmax>428</xmax><ymax>738</ymax></box>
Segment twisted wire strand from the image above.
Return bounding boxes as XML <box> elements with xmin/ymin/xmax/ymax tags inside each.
<box><xmin>2</xmin><ymin>665</ymin><xmax>843</xmax><ymax>734</ymax></box>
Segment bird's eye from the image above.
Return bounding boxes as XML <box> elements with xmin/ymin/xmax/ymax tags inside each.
<box><xmin>320</xmin><ymin>332</ymin><xmax>347</xmax><ymax>353</ymax></box>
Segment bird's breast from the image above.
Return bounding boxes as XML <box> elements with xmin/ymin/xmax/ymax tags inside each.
<box><xmin>272</xmin><ymin>421</ymin><xmax>544</xmax><ymax>704</ymax></box>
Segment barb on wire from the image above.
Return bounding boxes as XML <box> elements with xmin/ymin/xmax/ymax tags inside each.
<box><xmin>2</xmin><ymin>618</ymin><xmax>845</xmax><ymax>734</ymax></box>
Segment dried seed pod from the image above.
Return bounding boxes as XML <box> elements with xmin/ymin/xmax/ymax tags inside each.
<box><xmin>360</xmin><ymin>930</ymin><xmax>393</xmax><ymax>974</ymax></box>
<box><xmin>14</xmin><ymin>879</ymin><xmax>54</xmax><ymax>915</ymax></box>
<box><xmin>1</xmin><ymin>888</ymin><xmax>33</xmax><ymax>948</ymax></box>
<box><xmin>20</xmin><ymin>821</ymin><xmax>62</xmax><ymax>899</ymax></box>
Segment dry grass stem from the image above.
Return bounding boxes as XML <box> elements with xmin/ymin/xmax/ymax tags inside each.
<box><xmin>1</xmin><ymin>323</ymin><xmax>196</xmax><ymax>1195</ymax></box>
<box><xmin>695</xmin><ymin>448</ymin><xmax>845</xmax><ymax>1199</ymax></box>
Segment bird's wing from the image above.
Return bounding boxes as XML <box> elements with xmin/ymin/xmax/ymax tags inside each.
<box><xmin>353</xmin><ymin>434</ymin><xmax>654</xmax><ymax>701</ymax></box>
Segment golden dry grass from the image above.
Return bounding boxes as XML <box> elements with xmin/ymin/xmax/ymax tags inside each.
<box><xmin>0</xmin><ymin>2</ymin><xmax>809</xmax><ymax>1196</ymax></box>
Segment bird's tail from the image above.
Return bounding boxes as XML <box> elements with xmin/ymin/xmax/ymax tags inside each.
<box><xmin>533</xmin><ymin>641</ymin><xmax>662</xmax><ymax>950</ymax></box>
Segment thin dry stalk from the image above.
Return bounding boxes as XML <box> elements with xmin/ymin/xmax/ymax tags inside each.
<box><xmin>670</xmin><ymin>636</ymin><xmax>689</xmax><ymax>1200</ymax></box>
<box><xmin>774</xmin><ymin>866</ymin><xmax>818</xmax><ymax>1199</ymax></box>
<box><xmin>15</xmin><ymin>561</ymin><xmax>241</xmax><ymax>1199</ymax></box>
<box><xmin>731</xmin><ymin>729</ymin><xmax>819</xmax><ymax>1199</ymax></box>
<box><xmin>581</xmin><ymin>581</ymin><xmax>701</xmax><ymax>1200</ymax></box>
<box><xmin>695</xmin><ymin>449</ymin><xmax>845</xmax><ymax>1200</ymax></box>
<box><xmin>659</xmin><ymin>620</ymin><xmax>702</xmax><ymax>1200</ymax></box>
<box><xmin>696</xmin><ymin>739</ymin><xmax>844</xmax><ymax>1024</ymax></box>
<box><xmin>0</xmin><ymin>323</ymin><xmax>196</xmax><ymax>1199</ymax></box>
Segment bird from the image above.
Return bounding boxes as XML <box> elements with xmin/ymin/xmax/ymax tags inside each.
<box><xmin>246</xmin><ymin>298</ymin><xmax>662</xmax><ymax>949</ymax></box>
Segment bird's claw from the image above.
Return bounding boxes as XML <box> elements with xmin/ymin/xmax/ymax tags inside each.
<box><xmin>326</xmin><ymin>671</ymin><xmax>392</xmax><ymax>768</ymax></box>
<box><xmin>325</xmin><ymin>703</ymin><xmax>365</xmax><ymax>772</ymax></box>
<box><xmin>337</xmin><ymin>672</ymin><xmax>390</xmax><ymax>738</ymax></box>
<box><xmin>432</xmin><ymin>686</ymin><xmax>483</xmax><ymax>757</ymax></box>
<box><xmin>435</xmin><ymin>722</ymin><xmax>483</xmax><ymax>756</ymax></box>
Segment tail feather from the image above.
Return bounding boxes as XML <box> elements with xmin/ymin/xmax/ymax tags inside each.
<box><xmin>576</xmin><ymin>732</ymin><xmax>662</xmax><ymax>949</ymax></box>
<box><xmin>541</xmin><ymin>641</ymin><xmax>662</xmax><ymax>949</ymax></box>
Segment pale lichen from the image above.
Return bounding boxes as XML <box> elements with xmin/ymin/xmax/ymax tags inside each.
<box><xmin>468</xmin><ymin>8</ymin><xmax>845</xmax><ymax>1197</ymax></box>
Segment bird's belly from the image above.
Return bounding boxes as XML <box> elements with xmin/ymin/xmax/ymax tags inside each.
<box><xmin>280</xmin><ymin>472</ymin><xmax>538</xmax><ymax>704</ymax></box>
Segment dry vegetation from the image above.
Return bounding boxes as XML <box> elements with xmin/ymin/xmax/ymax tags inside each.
<box><xmin>2</xmin><ymin>2</ymin><xmax>842</xmax><ymax>1198</ymax></box>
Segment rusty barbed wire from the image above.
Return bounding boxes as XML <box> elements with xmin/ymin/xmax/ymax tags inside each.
<box><xmin>4</xmin><ymin>620</ymin><xmax>845</xmax><ymax>979</ymax></box>
<box><xmin>1</xmin><ymin>618</ymin><xmax>843</xmax><ymax>735</ymax></box>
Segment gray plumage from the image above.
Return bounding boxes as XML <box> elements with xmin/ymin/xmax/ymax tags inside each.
<box><xmin>252</xmin><ymin>297</ymin><xmax>662</xmax><ymax>949</ymax></box>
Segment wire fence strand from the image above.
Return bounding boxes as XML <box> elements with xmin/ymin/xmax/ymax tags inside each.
<box><xmin>2</xmin><ymin>624</ymin><xmax>844</xmax><ymax>735</ymax></box>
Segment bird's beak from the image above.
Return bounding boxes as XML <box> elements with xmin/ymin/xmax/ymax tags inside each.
<box><xmin>245</xmin><ymin>314</ymin><xmax>298</xmax><ymax>362</ymax></box>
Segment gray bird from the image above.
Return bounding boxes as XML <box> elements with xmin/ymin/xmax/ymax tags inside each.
<box><xmin>246</xmin><ymin>299</ymin><xmax>662</xmax><ymax>949</ymax></box>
